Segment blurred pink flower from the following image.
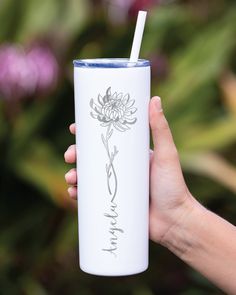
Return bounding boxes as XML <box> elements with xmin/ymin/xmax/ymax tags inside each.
<box><xmin>27</xmin><ymin>46</ymin><xmax>58</xmax><ymax>93</ymax></box>
<box><xmin>128</xmin><ymin>0</ymin><xmax>158</xmax><ymax>17</ymax></box>
<box><xmin>106</xmin><ymin>0</ymin><xmax>134</xmax><ymax>23</ymax></box>
<box><xmin>0</xmin><ymin>44</ymin><xmax>58</xmax><ymax>100</ymax></box>
<box><xmin>105</xmin><ymin>0</ymin><xmax>158</xmax><ymax>23</ymax></box>
<box><xmin>0</xmin><ymin>45</ymin><xmax>37</xmax><ymax>99</ymax></box>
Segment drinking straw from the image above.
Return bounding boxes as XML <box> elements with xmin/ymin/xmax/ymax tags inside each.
<box><xmin>129</xmin><ymin>11</ymin><xmax>147</xmax><ymax>62</ymax></box>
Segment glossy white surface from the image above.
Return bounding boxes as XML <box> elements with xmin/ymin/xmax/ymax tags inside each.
<box><xmin>74</xmin><ymin>65</ymin><xmax>150</xmax><ymax>276</ymax></box>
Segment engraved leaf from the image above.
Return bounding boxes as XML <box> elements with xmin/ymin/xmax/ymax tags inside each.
<box><xmin>101</xmin><ymin>134</ymin><xmax>106</xmax><ymax>147</ymax></box>
<box><xmin>107</xmin><ymin>128</ymin><xmax>113</xmax><ymax>139</ymax></box>
<box><xmin>106</xmin><ymin>164</ymin><xmax>109</xmax><ymax>174</ymax></box>
<box><xmin>114</xmin><ymin>145</ymin><xmax>118</xmax><ymax>155</ymax></box>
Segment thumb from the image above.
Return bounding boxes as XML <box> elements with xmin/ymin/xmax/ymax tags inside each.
<box><xmin>149</xmin><ymin>96</ymin><xmax>179</xmax><ymax>165</ymax></box>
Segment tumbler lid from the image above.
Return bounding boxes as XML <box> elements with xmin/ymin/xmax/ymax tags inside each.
<box><xmin>73</xmin><ymin>58</ymin><xmax>150</xmax><ymax>68</ymax></box>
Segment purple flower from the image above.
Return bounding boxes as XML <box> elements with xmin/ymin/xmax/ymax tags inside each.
<box><xmin>105</xmin><ymin>0</ymin><xmax>158</xmax><ymax>24</ymax></box>
<box><xmin>106</xmin><ymin>0</ymin><xmax>134</xmax><ymax>24</ymax></box>
<box><xmin>0</xmin><ymin>45</ymin><xmax>37</xmax><ymax>99</ymax></box>
<box><xmin>128</xmin><ymin>0</ymin><xmax>158</xmax><ymax>17</ymax></box>
<box><xmin>27</xmin><ymin>46</ymin><xmax>58</xmax><ymax>93</ymax></box>
<box><xmin>0</xmin><ymin>44</ymin><xmax>58</xmax><ymax>100</ymax></box>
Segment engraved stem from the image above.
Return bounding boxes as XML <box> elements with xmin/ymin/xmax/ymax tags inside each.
<box><xmin>102</xmin><ymin>123</ymin><xmax>118</xmax><ymax>202</ymax></box>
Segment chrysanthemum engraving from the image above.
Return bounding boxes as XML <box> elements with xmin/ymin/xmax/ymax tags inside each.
<box><xmin>90</xmin><ymin>87</ymin><xmax>137</xmax><ymax>132</ymax></box>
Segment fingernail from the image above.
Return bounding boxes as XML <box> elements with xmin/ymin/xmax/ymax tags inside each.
<box><xmin>153</xmin><ymin>96</ymin><xmax>162</xmax><ymax>112</ymax></box>
<box><xmin>65</xmin><ymin>145</ymin><xmax>73</xmax><ymax>155</ymax></box>
<box><xmin>69</xmin><ymin>124</ymin><xmax>75</xmax><ymax>132</ymax></box>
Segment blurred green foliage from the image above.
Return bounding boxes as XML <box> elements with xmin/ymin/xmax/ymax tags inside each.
<box><xmin>0</xmin><ymin>0</ymin><xmax>235</xmax><ymax>294</ymax></box>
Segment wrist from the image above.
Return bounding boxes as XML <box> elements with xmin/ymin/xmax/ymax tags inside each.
<box><xmin>160</xmin><ymin>195</ymin><xmax>236</xmax><ymax>295</ymax></box>
<box><xmin>160</xmin><ymin>194</ymin><xmax>204</xmax><ymax>259</ymax></box>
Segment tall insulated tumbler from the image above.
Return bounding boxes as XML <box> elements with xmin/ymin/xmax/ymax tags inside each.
<box><xmin>73</xmin><ymin>58</ymin><xmax>150</xmax><ymax>276</ymax></box>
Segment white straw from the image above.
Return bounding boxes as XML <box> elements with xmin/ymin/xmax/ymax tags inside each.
<box><xmin>129</xmin><ymin>11</ymin><xmax>147</xmax><ymax>62</ymax></box>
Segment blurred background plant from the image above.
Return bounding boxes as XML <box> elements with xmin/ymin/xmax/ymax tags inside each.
<box><xmin>0</xmin><ymin>0</ymin><xmax>235</xmax><ymax>294</ymax></box>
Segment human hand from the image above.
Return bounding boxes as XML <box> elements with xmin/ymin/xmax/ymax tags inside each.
<box><xmin>64</xmin><ymin>96</ymin><xmax>195</xmax><ymax>244</ymax></box>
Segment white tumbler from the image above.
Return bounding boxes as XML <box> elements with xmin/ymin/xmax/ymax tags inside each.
<box><xmin>73</xmin><ymin>58</ymin><xmax>150</xmax><ymax>276</ymax></box>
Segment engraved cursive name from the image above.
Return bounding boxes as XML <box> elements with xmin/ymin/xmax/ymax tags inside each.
<box><xmin>102</xmin><ymin>201</ymin><xmax>124</xmax><ymax>257</ymax></box>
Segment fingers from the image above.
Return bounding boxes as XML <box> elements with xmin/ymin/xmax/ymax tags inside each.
<box><xmin>64</xmin><ymin>145</ymin><xmax>76</xmax><ymax>163</ymax></box>
<box><xmin>67</xmin><ymin>186</ymin><xmax>77</xmax><ymax>199</ymax></box>
<box><xmin>65</xmin><ymin>168</ymin><xmax>77</xmax><ymax>185</ymax></box>
<box><xmin>65</xmin><ymin>124</ymin><xmax>77</xmax><ymax>199</ymax></box>
<box><xmin>65</xmin><ymin>168</ymin><xmax>77</xmax><ymax>200</ymax></box>
<box><xmin>69</xmin><ymin>123</ymin><xmax>76</xmax><ymax>135</ymax></box>
<box><xmin>149</xmin><ymin>96</ymin><xmax>179</xmax><ymax>165</ymax></box>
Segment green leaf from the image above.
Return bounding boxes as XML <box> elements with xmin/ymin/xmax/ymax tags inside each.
<box><xmin>9</xmin><ymin>99</ymin><xmax>56</xmax><ymax>161</ymax></box>
<box><xmin>178</xmin><ymin>117</ymin><xmax>236</xmax><ymax>152</ymax></box>
<box><xmin>181</xmin><ymin>152</ymin><xmax>236</xmax><ymax>193</ymax></box>
<box><xmin>157</xmin><ymin>9</ymin><xmax>236</xmax><ymax>113</ymax></box>
<box><xmin>19</xmin><ymin>275</ymin><xmax>48</xmax><ymax>295</ymax></box>
<box><xmin>142</xmin><ymin>5</ymin><xmax>194</xmax><ymax>54</ymax></box>
<box><xmin>13</xmin><ymin>139</ymin><xmax>70</xmax><ymax>207</ymax></box>
<box><xmin>16</xmin><ymin>0</ymin><xmax>59</xmax><ymax>42</ymax></box>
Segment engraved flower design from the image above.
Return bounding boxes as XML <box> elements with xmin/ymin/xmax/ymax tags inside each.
<box><xmin>89</xmin><ymin>87</ymin><xmax>137</xmax><ymax>254</ymax></box>
<box><xmin>90</xmin><ymin>87</ymin><xmax>137</xmax><ymax>132</ymax></box>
